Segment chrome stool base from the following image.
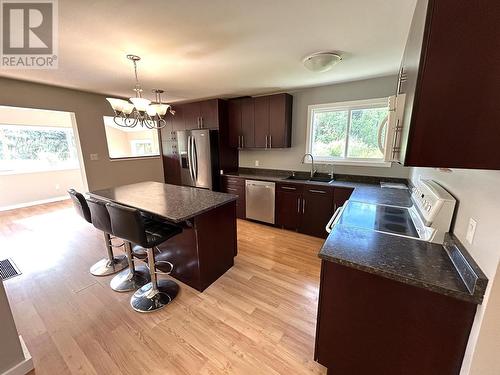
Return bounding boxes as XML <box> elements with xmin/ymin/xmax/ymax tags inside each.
<box><xmin>89</xmin><ymin>254</ymin><xmax>128</xmax><ymax>276</ymax></box>
<box><xmin>110</xmin><ymin>265</ymin><xmax>150</xmax><ymax>292</ymax></box>
<box><xmin>130</xmin><ymin>279</ymin><xmax>179</xmax><ymax>313</ymax></box>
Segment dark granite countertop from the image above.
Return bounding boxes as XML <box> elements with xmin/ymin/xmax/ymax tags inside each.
<box><xmin>223</xmin><ymin>168</ymin><xmax>486</xmax><ymax>304</ymax></box>
<box><xmin>223</xmin><ymin>171</ymin><xmax>412</xmax><ymax>207</ymax></box>
<box><xmin>90</xmin><ymin>181</ymin><xmax>237</xmax><ymax>223</ymax></box>
<box><xmin>319</xmin><ymin>225</ymin><xmax>476</xmax><ymax>302</ymax></box>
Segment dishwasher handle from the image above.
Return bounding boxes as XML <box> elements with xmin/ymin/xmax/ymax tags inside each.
<box><xmin>326</xmin><ymin>205</ymin><xmax>344</xmax><ymax>234</ymax></box>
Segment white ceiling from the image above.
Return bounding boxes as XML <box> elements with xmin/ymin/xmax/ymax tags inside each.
<box><xmin>1</xmin><ymin>0</ymin><xmax>417</xmax><ymax>103</ymax></box>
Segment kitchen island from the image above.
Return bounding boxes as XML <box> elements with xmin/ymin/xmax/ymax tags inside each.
<box><xmin>90</xmin><ymin>181</ymin><xmax>237</xmax><ymax>291</ymax></box>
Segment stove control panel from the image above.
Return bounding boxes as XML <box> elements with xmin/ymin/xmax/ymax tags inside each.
<box><xmin>411</xmin><ymin>179</ymin><xmax>456</xmax><ymax>232</ymax></box>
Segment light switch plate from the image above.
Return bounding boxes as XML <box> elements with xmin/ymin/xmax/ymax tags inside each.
<box><xmin>90</xmin><ymin>153</ymin><xmax>99</xmax><ymax>161</ymax></box>
<box><xmin>255</xmin><ymin>160</ymin><xmax>260</xmax><ymax>167</ymax></box>
<box><xmin>466</xmin><ymin>218</ymin><xmax>477</xmax><ymax>245</ymax></box>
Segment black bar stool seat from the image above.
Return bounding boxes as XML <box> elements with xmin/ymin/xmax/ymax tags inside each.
<box><xmin>106</xmin><ymin>202</ymin><xmax>182</xmax><ymax>313</ymax></box>
<box><xmin>86</xmin><ymin>198</ymin><xmax>128</xmax><ymax>276</ymax></box>
<box><xmin>68</xmin><ymin>189</ymin><xmax>127</xmax><ymax>277</ymax></box>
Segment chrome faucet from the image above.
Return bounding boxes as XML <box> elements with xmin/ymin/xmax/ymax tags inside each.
<box><xmin>301</xmin><ymin>153</ymin><xmax>317</xmax><ymax>178</ymax></box>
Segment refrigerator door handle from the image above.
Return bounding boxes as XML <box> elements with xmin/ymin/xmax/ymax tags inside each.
<box><xmin>192</xmin><ymin>136</ymin><xmax>198</xmax><ymax>182</ymax></box>
<box><xmin>187</xmin><ymin>135</ymin><xmax>194</xmax><ymax>181</ymax></box>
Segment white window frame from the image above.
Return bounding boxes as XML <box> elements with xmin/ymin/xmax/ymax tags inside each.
<box><xmin>305</xmin><ymin>97</ymin><xmax>391</xmax><ymax>167</ymax></box>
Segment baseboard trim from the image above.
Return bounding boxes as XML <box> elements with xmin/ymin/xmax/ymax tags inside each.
<box><xmin>1</xmin><ymin>336</ymin><xmax>34</xmax><ymax>375</ymax></box>
<box><xmin>0</xmin><ymin>196</ymin><xmax>69</xmax><ymax>212</ymax></box>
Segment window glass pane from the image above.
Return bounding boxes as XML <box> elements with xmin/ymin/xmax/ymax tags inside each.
<box><xmin>103</xmin><ymin>117</ymin><xmax>159</xmax><ymax>158</ymax></box>
<box><xmin>0</xmin><ymin>125</ymin><xmax>78</xmax><ymax>172</ymax></box>
<box><xmin>347</xmin><ymin>107</ymin><xmax>388</xmax><ymax>159</ymax></box>
<box><xmin>311</xmin><ymin>110</ymin><xmax>348</xmax><ymax>158</ymax></box>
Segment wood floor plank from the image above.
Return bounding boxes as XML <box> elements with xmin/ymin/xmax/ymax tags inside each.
<box><xmin>1</xmin><ymin>200</ymin><xmax>327</xmax><ymax>375</ymax></box>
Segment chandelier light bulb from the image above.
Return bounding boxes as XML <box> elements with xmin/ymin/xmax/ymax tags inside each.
<box><xmin>130</xmin><ymin>97</ymin><xmax>151</xmax><ymax>112</ymax></box>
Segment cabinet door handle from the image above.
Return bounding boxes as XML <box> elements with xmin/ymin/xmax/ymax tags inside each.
<box><xmin>226</xmin><ymin>187</ymin><xmax>237</xmax><ymax>192</ymax></box>
<box><xmin>200</xmin><ymin>116</ymin><xmax>203</xmax><ymax>128</ymax></box>
<box><xmin>269</xmin><ymin>135</ymin><xmax>272</xmax><ymax>148</ymax></box>
<box><xmin>265</xmin><ymin>135</ymin><xmax>268</xmax><ymax>149</ymax></box>
<box><xmin>302</xmin><ymin>198</ymin><xmax>306</xmax><ymax>214</ymax></box>
<box><xmin>308</xmin><ymin>189</ymin><xmax>327</xmax><ymax>194</ymax></box>
<box><xmin>282</xmin><ymin>186</ymin><xmax>296</xmax><ymax>191</ymax></box>
<box><xmin>241</xmin><ymin>135</ymin><xmax>244</xmax><ymax>148</ymax></box>
<box><xmin>297</xmin><ymin>197</ymin><xmax>301</xmax><ymax>213</ymax></box>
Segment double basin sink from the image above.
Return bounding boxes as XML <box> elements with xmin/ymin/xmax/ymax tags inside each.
<box><xmin>283</xmin><ymin>175</ymin><xmax>335</xmax><ymax>184</ymax></box>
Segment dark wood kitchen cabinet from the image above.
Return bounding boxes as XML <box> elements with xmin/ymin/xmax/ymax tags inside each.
<box><xmin>227</xmin><ymin>97</ymin><xmax>254</xmax><ymax>148</ymax></box>
<box><xmin>301</xmin><ymin>185</ymin><xmax>335</xmax><ymax>238</ymax></box>
<box><xmin>315</xmin><ymin>261</ymin><xmax>477</xmax><ymax>375</ymax></box>
<box><xmin>254</xmin><ymin>94</ymin><xmax>293</xmax><ymax>148</ymax></box>
<box><xmin>396</xmin><ymin>0</ymin><xmax>500</xmax><ymax>170</ymax></box>
<box><xmin>228</xmin><ymin>99</ymin><xmax>242</xmax><ymax>148</ymax></box>
<box><xmin>268</xmin><ymin>94</ymin><xmax>292</xmax><ymax>148</ymax></box>
<box><xmin>240</xmin><ymin>98</ymin><xmax>255</xmax><ymax>148</ymax></box>
<box><xmin>228</xmin><ymin>93</ymin><xmax>292</xmax><ymax>149</ymax></box>
<box><xmin>254</xmin><ymin>96</ymin><xmax>270</xmax><ymax>148</ymax></box>
<box><xmin>180</xmin><ymin>99</ymin><xmax>221</xmax><ymax>130</ymax></box>
<box><xmin>333</xmin><ymin>187</ymin><xmax>354</xmax><ymax>211</ymax></box>
<box><xmin>221</xmin><ymin>176</ymin><xmax>246</xmax><ymax>219</ymax></box>
<box><xmin>275</xmin><ymin>183</ymin><xmax>303</xmax><ymax>230</ymax></box>
<box><xmin>276</xmin><ymin>183</ymin><xmax>352</xmax><ymax>238</ymax></box>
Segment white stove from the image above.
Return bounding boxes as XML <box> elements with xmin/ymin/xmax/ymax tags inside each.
<box><xmin>326</xmin><ymin>179</ymin><xmax>456</xmax><ymax>244</ymax></box>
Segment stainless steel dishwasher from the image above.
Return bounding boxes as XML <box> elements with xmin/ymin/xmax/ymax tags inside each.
<box><xmin>245</xmin><ymin>180</ymin><xmax>275</xmax><ymax>224</ymax></box>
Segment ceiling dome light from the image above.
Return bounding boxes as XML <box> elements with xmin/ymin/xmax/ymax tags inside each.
<box><xmin>303</xmin><ymin>52</ymin><xmax>342</xmax><ymax>73</ymax></box>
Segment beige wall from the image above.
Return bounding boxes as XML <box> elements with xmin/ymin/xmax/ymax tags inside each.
<box><xmin>0</xmin><ymin>169</ymin><xmax>84</xmax><ymax>210</ymax></box>
<box><xmin>0</xmin><ymin>279</ymin><xmax>24</xmax><ymax>373</ymax></box>
<box><xmin>239</xmin><ymin>76</ymin><xmax>410</xmax><ymax>179</ymax></box>
<box><xmin>0</xmin><ymin>77</ymin><xmax>164</xmax><ymax>191</ymax></box>
<box><xmin>409</xmin><ymin>167</ymin><xmax>500</xmax><ymax>375</ymax></box>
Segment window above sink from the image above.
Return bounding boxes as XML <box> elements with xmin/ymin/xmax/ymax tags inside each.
<box><xmin>305</xmin><ymin>98</ymin><xmax>392</xmax><ymax>167</ymax></box>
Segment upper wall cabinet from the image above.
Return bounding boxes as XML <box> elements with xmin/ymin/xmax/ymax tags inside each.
<box><xmin>170</xmin><ymin>98</ymin><xmax>223</xmax><ymax>130</ymax></box>
<box><xmin>397</xmin><ymin>0</ymin><xmax>500</xmax><ymax>170</ymax></box>
<box><xmin>228</xmin><ymin>93</ymin><xmax>292</xmax><ymax>149</ymax></box>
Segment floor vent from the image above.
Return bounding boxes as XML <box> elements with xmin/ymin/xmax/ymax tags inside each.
<box><xmin>0</xmin><ymin>258</ymin><xmax>21</xmax><ymax>281</ymax></box>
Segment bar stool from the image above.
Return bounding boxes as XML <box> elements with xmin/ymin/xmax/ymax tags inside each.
<box><xmin>85</xmin><ymin>198</ymin><xmax>128</xmax><ymax>276</ymax></box>
<box><xmin>106</xmin><ymin>202</ymin><xmax>182</xmax><ymax>313</ymax></box>
<box><xmin>68</xmin><ymin>189</ymin><xmax>127</xmax><ymax>277</ymax></box>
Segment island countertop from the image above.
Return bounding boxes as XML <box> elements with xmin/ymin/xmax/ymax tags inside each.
<box><xmin>89</xmin><ymin>181</ymin><xmax>237</xmax><ymax>223</ymax></box>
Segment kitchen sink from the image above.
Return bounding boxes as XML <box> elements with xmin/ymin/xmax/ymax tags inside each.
<box><xmin>284</xmin><ymin>175</ymin><xmax>334</xmax><ymax>183</ymax></box>
<box><xmin>310</xmin><ymin>176</ymin><xmax>335</xmax><ymax>183</ymax></box>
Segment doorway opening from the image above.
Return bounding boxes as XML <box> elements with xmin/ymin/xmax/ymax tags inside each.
<box><xmin>0</xmin><ymin>106</ymin><xmax>87</xmax><ymax>211</ymax></box>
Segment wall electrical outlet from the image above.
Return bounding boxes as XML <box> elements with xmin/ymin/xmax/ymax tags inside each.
<box><xmin>255</xmin><ymin>160</ymin><xmax>260</xmax><ymax>167</ymax></box>
<box><xmin>90</xmin><ymin>153</ymin><xmax>99</xmax><ymax>161</ymax></box>
<box><xmin>465</xmin><ymin>218</ymin><xmax>477</xmax><ymax>245</ymax></box>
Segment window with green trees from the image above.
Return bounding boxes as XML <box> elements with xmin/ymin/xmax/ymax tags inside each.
<box><xmin>307</xmin><ymin>98</ymin><xmax>389</xmax><ymax>163</ymax></box>
<box><xmin>0</xmin><ymin>125</ymin><xmax>79</xmax><ymax>173</ymax></box>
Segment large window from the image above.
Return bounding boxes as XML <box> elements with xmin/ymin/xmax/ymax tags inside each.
<box><xmin>0</xmin><ymin>124</ymin><xmax>79</xmax><ymax>173</ymax></box>
<box><xmin>306</xmin><ymin>98</ymin><xmax>390</xmax><ymax>165</ymax></box>
<box><xmin>103</xmin><ymin>117</ymin><xmax>160</xmax><ymax>159</ymax></box>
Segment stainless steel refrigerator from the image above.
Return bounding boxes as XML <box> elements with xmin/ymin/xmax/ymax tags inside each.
<box><xmin>177</xmin><ymin>129</ymin><xmax>220</xmax><ymax>190</ymax></box>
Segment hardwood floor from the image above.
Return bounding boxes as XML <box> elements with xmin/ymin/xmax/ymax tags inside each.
<box><xmin>0</xmin><ymin>200</ymin><xmax>327</xmax><ymax>375</ymax></box>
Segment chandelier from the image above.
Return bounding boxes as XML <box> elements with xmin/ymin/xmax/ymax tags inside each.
<box><xmin>106</xmin><ymin>54</ymin><xmax>174</xmax><ymax>130</ymax></box>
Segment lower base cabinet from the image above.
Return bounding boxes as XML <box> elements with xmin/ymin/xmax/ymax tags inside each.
<box><xmin>276</xmin><ymin>183</ymin><xmax>353</xmax><ymax>238</ymax></box>
<box><xmin>221</xmin><ymin>176</ymin><xmax>246</xmax><ymax>219</ymax></box>
<box><xmin>315</xmin><ymin>261</ymin><xmax>477</xmax><ymax>375</ymax></box>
